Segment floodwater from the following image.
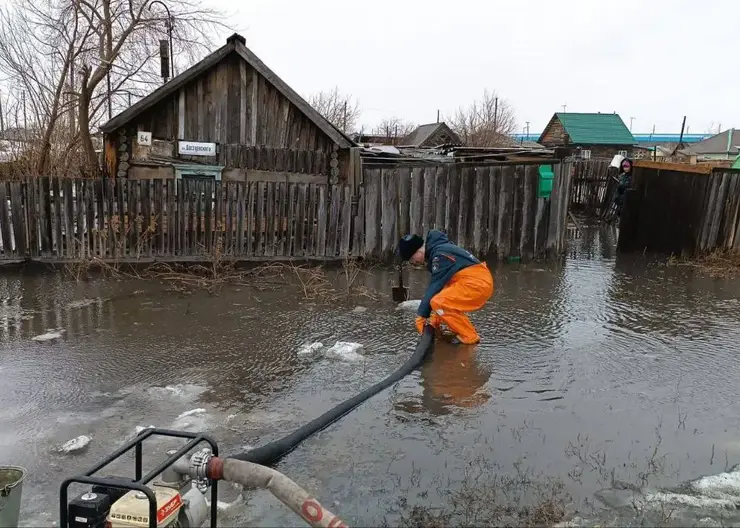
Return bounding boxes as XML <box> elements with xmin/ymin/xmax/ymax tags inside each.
<box><xmin>2</xmin><ymin>225</ymin><xmax>740</xmax><ymax>527</ymax></box>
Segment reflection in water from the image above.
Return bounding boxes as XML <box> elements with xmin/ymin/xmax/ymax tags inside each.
<box><xmin>396</xmin><ymin>342</ymin><xmax>492</xmax><ymax>416</ymax></box>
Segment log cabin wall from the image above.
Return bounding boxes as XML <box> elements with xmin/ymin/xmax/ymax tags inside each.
<box><xmin>105</xmin><ymin>43</ymin><xmax>346</xmax><ymax>181</ymax></box>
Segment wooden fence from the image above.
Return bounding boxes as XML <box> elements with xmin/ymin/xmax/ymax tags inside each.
<box><xmin>568</xmin><ymin>159</ymin><xmax>618</xmax><ymax>219</ymax></box>
<box><xmin>0</xmin><ymin>160</ymin><xmax>575</xmax><ymax>263</ymax></box>
<box><xmin>361</xmin><ymin>161</ymin><xmax>572</xmax><ymax>261</ymax></box>
<box><xmin>0</xmin><ymin>176</ymin><xmax>357</xmax><ymax>261</ymax></box>
<box><xmin>617</xmin><ymin>161</ymin><xmax>740</xmax><ymax>256</ymax></box>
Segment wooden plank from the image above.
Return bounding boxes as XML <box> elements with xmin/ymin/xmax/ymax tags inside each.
<box><xmin>286</xmin><ymin>183</ymin><xmax>296</xmax><ymax>255</ymax></box>
<box><xmin>521</xmin><ymin>164</ymin><xmax>539</xmax><ymax>261</ymax></box>
<box><xmin>510</xmin><ymin>165</ymin><xmax>525</xmax><ymax>259</ymax></box>
<box><xmin>545</xmin><ymin>162</ymin><xmax>565</xmax><ymax>255</ymax></box>
<box><xmin>197</xmin><ymin>179</ymin><xmax>205</xmax><ymax>254</ymax></box>
<box><xmin>363</xmin><ymin>169</ymin><xmax>381</xmax><ymax>258</ymax></box>
<box><xmin>76</xmin><ymin>179</ymin><xmax>85</xmax><ymax>258</ymax></box>
<box><xmin>498</xmin><ymin>166</ymin><xmax>515</xmax><ymax>259</ymax></box>
<box><xmin>176</xmin><ymin>179</ymin><xmax>185</xmax><ymax>255</ymax></box>
<box><xmin>235</xmin><ymin>181</ymin><xmax>245</xmax><ymax>256</ymax></box>
<box><xmin>276</xmin><ymin>182</ymin><xmax>287</xmax><ymax>256</ymax></box>
<box><xmin>534</xmin><ymin>198</ymin><xmax>549</xmax><ymax>258</ymax></box>
<box><xmin>254</xmin><ymin>181</ymin><xmax>264</xmax><ymax>255</ymax></box>
<box><xmin>38</xmin><ymin>178</ymin><xmax>51</xmax><ymax>256</ymax></box>
<box><xmin>62</xmin><ymin>180</ymin><xmax>73</xmax><ymax>258</ymax></box>
<box><xmin>422</xmin><ymin>166</ymin><xmax>436</xmax><ymax>235</ymax></box>
<box><xmin>245</xmin><ymin>181</ymin><xmax>255</xmax><ymax>255</ymax></box>
<box><xmin>141</xmin><ymin>179</ymin><xmax>152</xmax><ymax>257</ymax></box>
<box><xmin>54</xmin><ymin>178</ymin><xmax>64</xmax><ymax>257</ymax></box>
<box><xmin>126</xmin><ymin>179</ymin><xmax>136</xmax><ymax>257</ymax></box>
<box><xmin>457</xmin><ymin>168</ymin><xmax>473</xmax><ymax>249</ymax></box>
<box><xmin>327</xmin><ymin>185</ymin><xmax>341</xmax><ymax>257</ymax></box>
<box><xmin>352</xmin><ymin>186</ymin><xmax>365</xmax><ymax>257</ymax></box>
<box><xmin>189</xmin><ymin>178</ymin><xmax>198</xmax><ymax>255</ymax></box>
<box><xmin>95</xmin><ymin>180</ymin><xmax>106</xmax><ymax>258</ymax></box>
<box><xmin>380</xmin><ymin>169</ymin><xmax>398</xmax><ymax>258</ymax></box>
<box><xmin>85</xmin><ymin>179</ymin><xmax>95</xmax><ymax>257</ymax></box>
<box><xmin>9</xmin><ymin>182</ymin><xmax>25</xmax><ymax>256</ymax></box>
<box><xmin>264</xmin><ymin>181</ymin><xmax>275</xmax><ymax>256</ymax></box>
<box><xmin>707</xmin><ymin>172</ymin><xmax>730</xmax><ymax>250</ymax></box>
<box><xmin>0</xmin><ymin>182</ymin><xmax>11</xmax><ymax>255</ymax></box>
<box><xmin>340</xmin><ymin>185</ymin><xmax>352</xmax><ymax>257</ymax></box>
<box><xmin>409</xmin><ymin>167</ymin><xmax>424</xmax><ymax>235</ymax></box>
<box><xmin>165</xmin><ymin>179</ymin><xmax>174</xmax><ymax>256</ymax></box>
<box><xmin>317</xmin><ymin>185</ymin><xmax>327</xmax><ymax>256</ymax></box>
<box><xmin>445</xmin><ymin>165</ymin><xmax>460</xmax><ymax>242</ymax></box>
<box><xmin>305</xmin><ymin>183</ymin><xmax>316</xmax><ymax>255</ymax></box>
<box><xmin>473</xmin><ymin>167</ymin><xmax>489</xmax><ymax>257</ymax></box>
<box><xmin>398</xmin><ymin>168</ymin><xmax>411</xmax><ymax>236</ymax></box>
<box><xmin>116</xmin><ymin>178</ymin><xmax>125</xmax><ymax>258</ymax></box>
<box><xmin>698</xmin><ymin>173</ymin><xmax>720</xmax><ymax>252</ymax></box>
<box><xmin>434</xmin><ymin>166</ymin><xmax>447</xmax><ymax>230</ymax></box>
<box><xmin>295</xmin><ymin>183</ymin><xmax>307</xmax><ymax>255</ymax></box>
<box><xmin>487</xmin><ymin>167</ymin><xmax>501</xmax><ymax>257</ymax></box>
<box><xmin>26</xmin><ymin>180</ymin><xmax>38</xmax><ymax>257</ymax></box>
<box><xmin>722</xmin><ymin>174</ymin><xmax>740</xmax><ymax>250</ymax></box>
<box><xmin>225</xmin><ymin>181</ymin><xmax>235</xmax><ymax>254</ymax></box>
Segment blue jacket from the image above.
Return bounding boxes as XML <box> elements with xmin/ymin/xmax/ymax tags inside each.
<box><xmin>417</xmin><ymin>230</ymin><xmax>481</xmax><ymax>318</ymax></box>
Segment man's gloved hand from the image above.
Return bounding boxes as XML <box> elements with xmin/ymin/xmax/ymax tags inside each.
<box><xmin>415</xmin><ymin>316</ymin><xmax>428</xmax><ymax>334</ymax></box>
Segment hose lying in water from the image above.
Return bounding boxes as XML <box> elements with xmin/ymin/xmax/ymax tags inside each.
<box><xmin>202</xmin><ymin>457</ymin><xmax>349</xmax><ymax>528</ymax></box>
<box><xmin>232</xmin><ymin>324</ymin><xmax>436</xmax><ymax>466</ymax></box>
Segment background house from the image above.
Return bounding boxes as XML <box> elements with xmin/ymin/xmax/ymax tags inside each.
<box><xmin>399</xmin><ymin>122</ymin><xmax>462</xmax><ymax>148</ymax></box>
<box><xmin>537</xmin><ymin>112</ymin><xmax>636</xmax><ymax>159</ymax></box>
<box><xmin>681</xmin><ymin>128</ymin><xmax>739</xmax><ymax>162</ymax></box>
<box><xmin>100</xmin><ymin>33</ymin><xmax>357</xmax><ymax>187</ymax></box>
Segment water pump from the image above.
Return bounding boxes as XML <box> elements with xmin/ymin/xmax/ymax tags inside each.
<box><xmin>61</xmin><ymin>428</ymin><xmax>219</xmax><ymax>528</ymax></box>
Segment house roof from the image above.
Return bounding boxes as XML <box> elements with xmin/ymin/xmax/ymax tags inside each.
<box><xmin>683</xmin><ymin>129</ymin><xmax>739</xmax><ymax>156</ymax></box>
<box><xmin>542</xmin><ymin>112</ymin><xmax>635</xmax><ymax>145</ymax></box>
<box><xmin>400</xmin><ymin>122</ymin><xmax>460</xmax><ymax>147</ymax></box>
<box><xmin>100</xmin><ymin>34</ymin><xmax>355</xmax><ymax>149</ymax></box>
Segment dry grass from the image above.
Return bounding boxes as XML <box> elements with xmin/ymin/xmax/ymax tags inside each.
<box><xmin>61</xmin><ymin>238</ymin><xmax>382</xmax><ymax>304</ymax></box>
<box><xmin>666</xmin><ymin>250</ymin><xmax>740</xmax><ymax>278</ymax></box>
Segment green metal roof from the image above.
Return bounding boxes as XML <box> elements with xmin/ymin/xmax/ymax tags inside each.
<box><xmin>555</xmin><ymin>113</ymin><xmax>635</xmax><ymax>145</ymax></box>
<box><xmin>732</xmin><ymin>154</ymin><xmax>740</xmax><ymax>169</ymax></box>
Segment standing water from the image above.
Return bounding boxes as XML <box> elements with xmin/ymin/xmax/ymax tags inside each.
<box><xmin>1</xmin><ymin>225</ymin><xmax>740</xmax><ymax>527</ymax></box>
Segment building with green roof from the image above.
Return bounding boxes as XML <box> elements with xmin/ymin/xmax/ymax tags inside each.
<box><xmin>537</xmin><ymin>112</ymin><xmax>636</xmax><ymax>159</ymax></box>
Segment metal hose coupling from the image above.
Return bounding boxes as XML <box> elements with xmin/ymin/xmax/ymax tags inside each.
<box><xmin>188</xmin><ymin>448</ymin><xmax>216</xmax><ymax>492</ymax></box>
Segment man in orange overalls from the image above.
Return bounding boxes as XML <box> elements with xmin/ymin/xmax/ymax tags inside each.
<box><xmin>397</xmin><ymin>230</ymin><xmax>494</xmax><ymax>345</ymax></box>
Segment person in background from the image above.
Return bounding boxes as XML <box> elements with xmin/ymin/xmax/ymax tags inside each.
<box><xmin>613</xmin><ymin>157</ymin><xmax>633</xmax><ymax>216</ymax></box>
<box><xmin>397</xmin><ymin>229</ymin><xmax>494</xmax><ymax>345</ymax></box>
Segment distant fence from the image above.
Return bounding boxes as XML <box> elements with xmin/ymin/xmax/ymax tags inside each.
<box><xmin>361</xmin><ymin>161</ymin><xmax>572</xmax><ymax>261</ymax></box>
<box><xmin>0</xmin><ymin>177</ymin><xmax>357</xmax><ymax>260</ymax></box>
<box><xmin>567</xmin><ymin>159</ymin><xmax>618</xmax><ymax>219</ymax></box>
<box><xmin>617</xmin><ymin>161</ymin><xmax>740</xmax><ymax>256</ymax></box>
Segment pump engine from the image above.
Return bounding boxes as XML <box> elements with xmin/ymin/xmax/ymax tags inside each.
<box><xmin>61</xmin><ymin>429</ymin><xmax>219</xmax><ymax>528</ymax></box>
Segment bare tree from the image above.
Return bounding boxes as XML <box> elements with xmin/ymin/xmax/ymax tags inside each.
<box><xmin>372</xmin><ymin>117</ymin><xmax>415</xmax><ymax>142</ymax></box>
<box><xmin>308</xmin><ymin>87</ymin><xmax>360</xmax><ymax>134</ymax></box>
<box><xmin>449</xmin><ymin>89</ymin><xmax>517</xmax><ymax>147</ymax></box>
<box><xmin>0</xmin><ymin>0</ymin><xmax>228</xmax><ymax>176</ymax></box>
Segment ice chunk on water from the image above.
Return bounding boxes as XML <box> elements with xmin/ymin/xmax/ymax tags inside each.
<box><xmin>135</xmin><ymin>425</ymin><xmax>155</xmax><ymax>435</ymax></box>
<box><xmin>352</xmin><ymin>306</ymin><xmax>367</xmax><ymax>313</ymax></box>
<box><xmin>177</xmin><ymin>408</ymin><xmax>206</xmax><ymax>420</ymax></box>
<box><xmin>395</xmin><ymin>299</ymin><xmax>421</xmax><ymax>312</ymax></box>
<box><xmin>297</xmin><ymin>342</ymin><xmax>324</xmax><ymax>355</ymax></box>
<box><xmin>59</xmin><ymin>435</ymin><xmax>91</xmax><ymax>453</ymax></box>
<box><xmin>32</xmin><ymin>330</ymin><xmax>64</xmax><ymax>342</ymax></box>
<box><xmin>325</xmin><ymin>341</ymin><xmax>365</xmax><ymax>362</ymax></box>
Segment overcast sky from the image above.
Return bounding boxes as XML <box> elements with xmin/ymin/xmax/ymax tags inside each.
<box><xmin>201</xmin><ymin>0</ymin><xmax>737</xmax><ymax>136</ymax></box>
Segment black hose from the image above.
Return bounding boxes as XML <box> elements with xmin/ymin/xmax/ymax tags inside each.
<box><xmin>232</xmin><ymin>324</ymin><xmax>436</xmax><ymax>466</ymax></box>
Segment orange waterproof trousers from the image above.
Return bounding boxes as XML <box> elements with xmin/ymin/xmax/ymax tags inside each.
<box><xmin>415</xmin><ymin>262</ymin><xmax>494</xmax><ymax>344</ymax></box>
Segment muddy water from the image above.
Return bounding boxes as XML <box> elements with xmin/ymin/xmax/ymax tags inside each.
<box><xmin>2</xmin><ymin>226</ymin><xmax>740</xmax><ymax>526</ymax></box>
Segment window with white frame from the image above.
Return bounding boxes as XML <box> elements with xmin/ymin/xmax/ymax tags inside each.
<box><xmin>618</xmin><ymin>150</ymin><xmax>628</xmax><ymax>157</ymax></box>
<box><xmin>581</xmin><ymin>149</ymin><xmax>592</xmax><ymax>159</ymax></box>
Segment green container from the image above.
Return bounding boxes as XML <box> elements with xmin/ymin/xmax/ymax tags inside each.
<box><xmin>0</xmin><ymin>466</ymin><xmax>26</xmax><ymax>528</ymax></box>
<box><xmin>537</xmin><ymin>164</ymin><xmax>554</xmax><ymax>198</ymax></box>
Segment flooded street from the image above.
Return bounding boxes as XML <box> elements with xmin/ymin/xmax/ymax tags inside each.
<box><xmin>3</xmin><ymin>225</ymin><xmax>740</xmax><ymax>527</ymax></box>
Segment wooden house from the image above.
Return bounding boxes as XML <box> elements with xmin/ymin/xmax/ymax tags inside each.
<box><xmin>537</xmin><ymin>112</ymin><xmax>636</xmax><ymax>159</ymax></box>
<box><xmin>100</xmin><ymin>33</ymin><xmax>358</xmax><ymax>187</ymax></box>
<box><xmin>399</xmin><ymin>122</ymin><xmax>462</xmax><ymax>148</ymax></box>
